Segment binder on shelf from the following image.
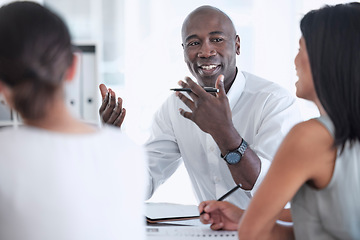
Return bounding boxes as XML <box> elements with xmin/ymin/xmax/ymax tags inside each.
<box><xmin>79</xmin><ymin>45</ymin><xmax>99</xmax><ymax>123</ymax></box>
<box><xmin>65</xmin><ymin>51</ymin><xmax>82</xmax><ymax>119</ymax></box>
<box><xmin>65</xmin><ymin>44</ymin><xmax>99</xmax><ymax>124</ymax></box>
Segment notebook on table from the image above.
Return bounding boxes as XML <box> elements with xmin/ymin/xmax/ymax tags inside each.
<box><xmin>145</xmin><ymin>202</ymin><xmax>200</xmax><ymax>223</ymax></box>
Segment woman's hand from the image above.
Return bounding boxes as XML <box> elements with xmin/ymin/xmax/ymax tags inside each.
<box><xmin>199</xmin><ymin>200</ymin><xmax>244</xmax><ymax>231</ymax></box>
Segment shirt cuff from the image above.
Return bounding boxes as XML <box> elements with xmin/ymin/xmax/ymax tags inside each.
<box><xmin>249</xmin><ymin>156</ymin><xmax>271</xmax><ymax>197</ymax></box>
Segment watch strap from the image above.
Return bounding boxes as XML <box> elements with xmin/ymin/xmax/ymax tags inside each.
<box><xmin>238</xmin><ymin>139</ymin><xmax>248</xmax><ymax>156</ymax></box>
<box><xmin>221</xmin><ymin>139</ymin><xmax>248</xmax><ymax>160</ymax></box>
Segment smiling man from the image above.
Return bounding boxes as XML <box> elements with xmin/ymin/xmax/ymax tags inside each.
<box><xmin>99</xmin><ymin>6</ymin><xmax>302</xmax><ymax>215</ymax></box>
<box><xmin>181</xmin><ymin>6</ymin><xmax>239</xmax><ymax>92</ymax></box>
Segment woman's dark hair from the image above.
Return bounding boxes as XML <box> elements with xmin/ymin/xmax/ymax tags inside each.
<box><xmin>300</xmin><ymin>2</ymin><xmax>360</xmax><ymax>149</ymax></box>
<box><xmin>0</xmin><ymin>1</ymin><xmax>73</xmax><ymax>120</ymax></box>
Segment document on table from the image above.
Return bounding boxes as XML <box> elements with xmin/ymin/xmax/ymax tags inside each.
<box><xmin>146</xmin><ymin>202</ymin><xmax>238</xmax><ymax>239</ymax></box>
<box><xmin>147</xmin><ymin>226</ymin><xmax>238</xmax><ymax>239</ymax></box>
<box><xmin>146</xmin><ymin>202</ymin><xmax>200</xmax><ymax>223</ymax></box>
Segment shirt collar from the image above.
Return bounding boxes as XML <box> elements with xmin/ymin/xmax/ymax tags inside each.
<box><xmin>226</xmin><ymin>68</ymin><xmax>246</xmax><ymax>110</ymax></box>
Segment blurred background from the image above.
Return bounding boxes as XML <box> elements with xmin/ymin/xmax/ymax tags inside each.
<box><xmin>0</xmin><ymin>0</ymin><xmax>355</xmax><ymax>205</ymax></box>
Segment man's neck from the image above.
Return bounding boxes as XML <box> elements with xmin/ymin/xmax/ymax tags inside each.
<box><xmin>224</xmin><ymin>67</ymin><xmax>238</xmax><ymax>93</ymax></box>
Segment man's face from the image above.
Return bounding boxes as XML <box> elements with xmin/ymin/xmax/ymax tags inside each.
<box><xmin>182</xmin><ymin>10</ymin><xmax>240</xmax><ymax>87</ymax></box>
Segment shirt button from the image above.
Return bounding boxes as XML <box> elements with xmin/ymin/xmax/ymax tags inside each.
<box><xmin>209</xmin><ymin>146</ymin><xmax>215</xmax><ymax>152</ymax></box>
<box><xmin>214</xmin><ymin>176</ymin><xmax>220</xmax><ymax>183</ymax></box>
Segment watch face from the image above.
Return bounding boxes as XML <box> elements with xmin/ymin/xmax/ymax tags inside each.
<box><xmin>225</xmin><ymin>152</ymin><xmax>241</xmax><ymax>165</ymax></box>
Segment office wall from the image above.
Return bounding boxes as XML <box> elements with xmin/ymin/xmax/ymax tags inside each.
<box><xmin>0</xmin><ymin>0</ymin><xmax>42</xmax><ymax>5</ymax></box>
<box><xmin>41</xmin><ymin>0</ymin><xmax>354</xmax><ymax>142</ymax></box>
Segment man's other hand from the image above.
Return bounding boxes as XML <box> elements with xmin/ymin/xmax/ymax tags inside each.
<box><xmin>99</xmin><ymin>84</ymin><xmax>126</xmax><ymax>128</ymax></box>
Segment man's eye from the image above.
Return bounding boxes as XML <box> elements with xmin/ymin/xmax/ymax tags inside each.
<box><xmin>187</xmin><ymin>41</ymin><xmax>199</xmax><ymax>47</ymax></box>
<box><xmin>212</xmin><ymin>38</ymin><xmax>223</xmax><ymax>42</ymax></box>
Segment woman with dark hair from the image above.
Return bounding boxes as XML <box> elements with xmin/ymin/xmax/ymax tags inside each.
<box><xmin>199</xmin><ymin>2</ymin><xmax>360</xmax><ymax>239</ymax></box>
<box><xmin>0</xmin><ymin>2</ymin><xmax>146</xmax><ymax>240</ymax></box>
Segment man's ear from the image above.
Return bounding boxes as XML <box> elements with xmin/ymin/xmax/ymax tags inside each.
<box><xmin>235</xmin><ymin>35</ymin><xmax>240</xmax><ymax>55</ymax></box>
<box><xmin>64</xmin><ymin>53</ymin><xmax>78</xmax><ymax>83</ymax></box>
<box><xmin>182</xmin><ymin>43</ymin><xmax>187</xmax><ymax>63</ymax></box>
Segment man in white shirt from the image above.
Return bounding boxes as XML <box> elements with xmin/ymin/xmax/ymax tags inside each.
<box><xmin>99</xmin><ymin>6</ymin><xmax>301</xmax><ymax>216</ymax></box>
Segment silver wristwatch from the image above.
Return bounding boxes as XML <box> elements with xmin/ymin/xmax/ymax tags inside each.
<box><xmin>222</xmin><ymin>139</ymin><xmax>248</xmax><ymax>165</ymax></box>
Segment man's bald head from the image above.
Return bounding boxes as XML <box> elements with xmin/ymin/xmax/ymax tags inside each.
<box><xmin>180</xmin><ymin>5</ymin><xmax>240</xmax><ymax>90</ymax></box>
<box><xmin>181</xmin><ymin>5</ymin><xmax>237</xmax><ymax>42</ymax></box>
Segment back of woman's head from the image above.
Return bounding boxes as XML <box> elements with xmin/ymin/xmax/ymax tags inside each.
<box><xmin>0</xmin><ymin>1</ymin><xmax>73</xmax><ymax>120</ymax></box>
<box><xmin>300</xmin><ymin>2</ymin><xmax>360</xmax><ymax>148</ymax></box>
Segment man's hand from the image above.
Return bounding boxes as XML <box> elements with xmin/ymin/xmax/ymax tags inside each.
<box><xmin>176</xmin><ymin>75</ymin><xmax>232</xmax><ymax>135</ymax></box>
<box><xmin>99</xmin><ymin>84</ymin><xmax>126</xmax><ymax>127</ymax></box>
<box><xmin>199</xmin><ymin>200</ymin><xmax>243</xmax><ymax>231</ymax></box>
<box><xmin>175</xmin><ymin>75</ymin><xmax>241</xmax><ymax>153</ymax></box>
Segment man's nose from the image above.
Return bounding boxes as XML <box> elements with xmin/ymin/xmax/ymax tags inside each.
<box><xmin>197</xmin><ymin>41</ymin><xmax>216</xmax><ymax>58</ymax></box>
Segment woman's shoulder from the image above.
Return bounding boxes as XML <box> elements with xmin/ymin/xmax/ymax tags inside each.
<box><xmin>281</xmin><ymin>117</ymin><xmax>335</xmax><ymax>162</ymax></box>
<box><xmin>290</xmin><ymin>117</ymin><xmax>333</xmax><ymax>142</ymax></box>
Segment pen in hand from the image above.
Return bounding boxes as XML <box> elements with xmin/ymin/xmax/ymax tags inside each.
<box><xmin>170</xmin><ymin>87</ymin><xmax>219</xmax><ymax>93</ymax></box>
<box><xmin>200</xmin><ymin>184</ymin><xmax>242</xmax><ymax>215</ymax></box>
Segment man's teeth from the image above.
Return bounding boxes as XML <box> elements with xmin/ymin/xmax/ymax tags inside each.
<box><xmin>201</xmin><ymin>65</ymin><xmax>217</xmax><ymax>70</ymax></box>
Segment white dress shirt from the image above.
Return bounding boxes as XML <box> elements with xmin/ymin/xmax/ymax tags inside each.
<box><xmin>146</xmin><ymin>71</ymin><xmax>302</xmax><ymax>209</ymax></box>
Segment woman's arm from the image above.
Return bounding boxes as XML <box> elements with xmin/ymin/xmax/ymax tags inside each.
<box><xmin>237</xmin><ymin>119</ymin><xmax>336</xmax><ymax>240</ymax></box>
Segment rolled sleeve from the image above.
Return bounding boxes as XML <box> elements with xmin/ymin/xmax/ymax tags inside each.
<box><xmin>249</xmin><ymin>156</ymin><xmax>271</xmax><ymax>197</ymax></box>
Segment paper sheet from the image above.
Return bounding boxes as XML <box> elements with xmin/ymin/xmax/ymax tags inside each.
<box><xmin>146</xmin><ymin>202</ymin><xmax>200</xmax><ymax>222</ymax></box>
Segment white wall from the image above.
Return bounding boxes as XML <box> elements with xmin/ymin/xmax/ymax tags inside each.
<box><xmin>0</xmin><ymin>0</ymin><xmax>43</xmax><ymax>5</ymax></box>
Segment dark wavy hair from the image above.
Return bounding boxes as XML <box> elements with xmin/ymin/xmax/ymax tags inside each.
<box><xmin>300</xmin><ymin>2</ymin><xmax>360</xmax><ymax>149</ymax></box>
<box><xmin>0</xmin><ymin>2</ymin><xmax>73</xmax><ymax>120</ymax></box>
